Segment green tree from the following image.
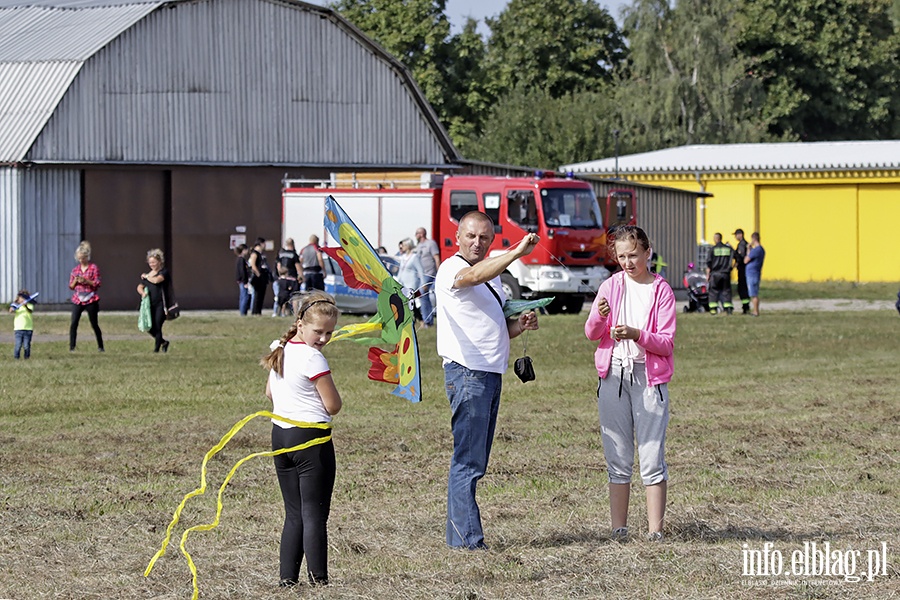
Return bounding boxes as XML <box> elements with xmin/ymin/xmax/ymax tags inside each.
<box><xmin>738</xmin><ymin>0</ymin><xmax>900</xmax><ymax>140</ymax></box>
<box><xmin>613</xmin><ymin>0</ymin><xmax>772</xmax><ymax>154</ymax></box>
<box><xmin>462</xmin><ymin>86</ymin><xmax>618</xmax><ymax>168</ymax></box>
<box><xmin>444</xmin><ymin>18</ymin><xmax>489</xmax><ymax>147</ymax></box>
<box><xmin>483</xmin><ymin>0</ymin><xmax>627</xmax><ymax>99</ymax></box>
<box><xmin>332</xmin><ymin>0</ymin><xmax>454</xmax><ymax>122</ymax></box>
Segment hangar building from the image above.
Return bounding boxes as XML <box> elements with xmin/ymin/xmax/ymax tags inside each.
<box><xmin>0</xmin><ymin>0</ymin><xmax>458</xmax><ymax>309</ymax></box>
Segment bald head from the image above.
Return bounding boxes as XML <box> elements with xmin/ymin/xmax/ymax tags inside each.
<box><xmin>458</xmin><ymin>211</ymin><xmax>494</xmax><ymax>231</ymax></box>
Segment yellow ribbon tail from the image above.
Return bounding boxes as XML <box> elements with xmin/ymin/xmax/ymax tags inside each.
<box><xmin>144</xmin><ymin>411</ymin><xmax>332</xmax><ymax>599</ymax></box>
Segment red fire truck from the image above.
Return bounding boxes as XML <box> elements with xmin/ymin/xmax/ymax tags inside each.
<box><xmin>282</xmin><ymin>172</ymin><xmax>612</xmax><ymax>314</ymax></box>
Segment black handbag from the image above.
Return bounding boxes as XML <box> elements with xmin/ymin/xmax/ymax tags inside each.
<box><xmin>165</xmin><ymin>302</ymin><xmax>181</xmax><ymax>320</ymax></box>
<box><xmin>513</xmin><ymin>332</ymin><xmax>535</xmax><ymax>383</ymax></box>
<box><xmin>162</xmin><ymin>288</ymin><xmax>180</xmax><ymax>320</ymax></box>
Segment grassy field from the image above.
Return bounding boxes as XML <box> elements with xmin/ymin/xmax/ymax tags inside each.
<box><xmin>0</xmin><ymin>302</ymin><xmax>898</xmax><ymax>599</ymax></box>
<box><xmin>755</xmin><ymin>281</ymin><xmax>897</xmax><ymax>302</ymax></box>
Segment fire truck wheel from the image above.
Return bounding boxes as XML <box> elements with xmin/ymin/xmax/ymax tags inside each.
<box><xmin>500</xmin><ymin>273</ymin><xmax>521</xmax><ymax>300</ymax></box>
<box><xmin>562</xmin><ymin>297</ymin><xmax>585</xmax><ymax>314</ymax></box>
<box><xmin>546</xmin><ymin>296</ymin><xmax>584</xmax><ymax>315</ymax></box>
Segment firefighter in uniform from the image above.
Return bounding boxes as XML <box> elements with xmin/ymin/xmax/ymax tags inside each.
<box><xmin>706</xmin><ymin>232</ymin><xmax>734</xmax><ymax>314</ymax></box>
<box><xmin>732</xmin><ymin>229</ymin><xmax>751</xmax><ymax>314</ymax></box>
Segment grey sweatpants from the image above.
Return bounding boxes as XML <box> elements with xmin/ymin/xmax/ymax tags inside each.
<box><xmin>597</xmin><ymin>360</ymin><xmax>669</xmax><ymax>486</ymax></box>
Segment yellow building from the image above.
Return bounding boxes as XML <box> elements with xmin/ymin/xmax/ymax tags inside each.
<box><xmin>562</xmin><ymin>142</ymin><xmax>900</xmax><ymax>283</ymax></box>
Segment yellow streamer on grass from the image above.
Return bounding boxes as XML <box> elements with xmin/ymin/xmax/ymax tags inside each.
<box><xmin>144</xmin><ymin>410</ymin><xmax>332</xmax><ymax>599</ymax></box>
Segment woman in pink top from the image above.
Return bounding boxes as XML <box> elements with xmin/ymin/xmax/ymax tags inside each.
<box><xmin>584</xmin><ymin>226</ymin><xmax>676</xmax><ymax>543</ymax></box>
<box><xmin>68</xmin><ymin>240</ymin><xmax>104</xmax><ymax>352</ymax></box>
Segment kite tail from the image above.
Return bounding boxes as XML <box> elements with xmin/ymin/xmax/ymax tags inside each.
<box><xmin>177</xmin><ymin>433</ymin><xmax>331</xmax><ymax>600</ymax></box>
<box><xmin>144</xmin><ymin>411</ymin><xmax>332</xmax><ymax>599</ymax></box>
<box><xmin>144</xmin><ymin>411</ymin><xmax>264</xmax><ymax>577</ymax></box>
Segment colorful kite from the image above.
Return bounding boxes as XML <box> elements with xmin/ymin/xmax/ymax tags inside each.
<box><xmin>322</xmin><ymin>195</ymin><xmax>422</xmax><ymax>403</ymax></box>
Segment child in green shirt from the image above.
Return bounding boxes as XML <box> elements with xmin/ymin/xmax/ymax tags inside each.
<box><xmin>9</xmin><ymin>289</ymin><xmax>34</xmax><ymax>359</ymax></box>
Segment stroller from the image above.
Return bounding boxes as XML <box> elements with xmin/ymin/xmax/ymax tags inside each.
<box><xmin>682</xmin><ymin>263</ymin><xmax>709</xmax><ymax>313</ymax></box>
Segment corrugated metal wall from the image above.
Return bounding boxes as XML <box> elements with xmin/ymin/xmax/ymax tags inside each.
<box><xmin>22</xmin><ymin>167</ymin><xmax>82</xmax><ymax>305</ymax></box>
<box><xmin>0</xmin><ymin>166</ymin><xmax>80</xmax><ymax>304</ymax></box>
<box><xmin>0</xmin><ymin>167</ymin><xmax>22</xmax><ymax>302</ymax></box>
<box><xmin>27</xmin><ymin>0</ymin><xmax>450</xmax><ymax>167</ymax></box>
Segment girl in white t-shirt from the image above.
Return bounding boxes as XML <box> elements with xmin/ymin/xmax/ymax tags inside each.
<box><xmin>584</xmin><ymin>226</ymin><xmax>677</xmax><ymax>543</ymax></box>
<box><xmin>261</xmin><ymin>291</ymin><xmax>342</xmax><ymax>587</ymax></box>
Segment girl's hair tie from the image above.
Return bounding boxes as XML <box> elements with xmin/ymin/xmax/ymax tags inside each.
<box><xmin>300</xmin><ymin>299</ymin><xmax>336</xmax><ymax>319</ymax></box>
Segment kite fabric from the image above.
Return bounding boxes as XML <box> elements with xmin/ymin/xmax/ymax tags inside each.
<box><xmin>144</xmin><ymin>411</ymin><xmax>332</xmax><ymax>600</ymax></box>
<box><xmin>138</xmin><ymin>294</ymin><xmax>152</xmax><ymax>332</ymax></box>
<box><xmin>503</xmin><ymin>297</ymin><xmax>554</xmax><ymax>318</ymax></box>
<box><xmin>322</xmin><ymin>195</ymin><xmax>422</xmax><ymax>403</ymax></box>
<box><xmin>9</xmin><ymin>291</ymin><xmax>39</xmax><ymax>309</ymax></box>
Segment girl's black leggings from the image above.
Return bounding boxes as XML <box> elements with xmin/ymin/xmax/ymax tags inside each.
<box><xmin>69</xmin><ymin>301</ymin><xmax>103</xmax><ymax>350</ymax></box>
<box><xmin>271</xmin><ymin>425</ymin><xmax>335</xmax><ymax>585</ymax></box>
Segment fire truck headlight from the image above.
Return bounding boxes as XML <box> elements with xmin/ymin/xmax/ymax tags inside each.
<box><xmin>542</xmin><ymin>271</ymin><xmax>563</xmax><ymax>280</ymax></box>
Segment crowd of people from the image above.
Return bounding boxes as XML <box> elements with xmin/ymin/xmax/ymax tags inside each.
<box><xmin>234</xmin><ymin>228</ymin><xmax>442</xmax><ymax>326</ymax></box>
<box><xmin>704</xmin><ymin>229</ymin><xmax>766</xmax><ymax>317</ymax></box>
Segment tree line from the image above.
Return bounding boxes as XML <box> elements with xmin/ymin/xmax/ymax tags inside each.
<box><xmin>333</xmin><ymin>0</ymin><xmax>900</xmax><ymax>168</ymax></box>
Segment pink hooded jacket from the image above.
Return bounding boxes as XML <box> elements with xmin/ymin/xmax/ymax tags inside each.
<box><xmin>584</xmin><ymin>271</ymin><xmax>676</xmax><ymax>386</ymax></box>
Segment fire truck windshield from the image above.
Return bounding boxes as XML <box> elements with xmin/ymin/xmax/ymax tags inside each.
<box><xmin>541</xmin><ymin>188</ymin><xmax>602</xmax><ymax>229</ymax></box>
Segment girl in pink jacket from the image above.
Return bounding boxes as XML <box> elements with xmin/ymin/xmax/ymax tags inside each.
<box><xmin>584</xmin><ymin>226</ymin><xmax>676</xmax><ymax>543</ymax></box>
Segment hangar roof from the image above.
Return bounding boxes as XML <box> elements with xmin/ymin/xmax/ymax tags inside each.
<box><xmin>0</xmin><ymin>2</ymin><xmax>159</xmax><ymax>161</ymax></box>
<box><xmin>560</xmin><ymin>141</ymin><xmax>900</xmax><ymax>176</ymax></box>
<box><xmin>0</xmin><ymin>0</ymin><xmax>458</xmax><ymax>166</ymax></box>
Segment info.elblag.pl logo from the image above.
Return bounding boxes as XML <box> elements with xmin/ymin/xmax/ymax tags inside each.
<box><xmin>741</xmin><ymin>542</ymin><xmax>889</xmax><ymax>585</ymax></box>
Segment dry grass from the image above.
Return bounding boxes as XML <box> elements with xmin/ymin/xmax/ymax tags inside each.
<box><xmin>0</xmin><ymin>306</ymin><xmax>898</xmax><ymax>599</ymax></box>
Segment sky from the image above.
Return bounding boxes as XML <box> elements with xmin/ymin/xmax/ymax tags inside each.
<box><xmin>446</xmin><ymin>0</ymin><xmax>630</xmax><ymax>34</ymax></box>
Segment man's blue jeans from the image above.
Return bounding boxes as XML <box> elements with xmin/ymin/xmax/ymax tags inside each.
<box><xmin>419</xmin><ymin>277</ymin><xmax>435</xmax><ymax>326</ymax></box>
<box><xmin>14</xmin><ymin>330</ymin><xmax>32</xmax><ymax>359</ymax></box>
<box><xmin>444</xmin><ymin>361</ymin><xmax>502</xmax><ymax>549</ymax></box>
<box><xmin>271</xmin><ymin>279</ymin><xmax>281</xmax><ymax>316</ymax></box>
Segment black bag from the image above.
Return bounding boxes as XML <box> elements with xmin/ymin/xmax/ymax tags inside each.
<box><xmin>513</xmin><ymin>331</ymin><xmax>535</xmax><ymax>383</ymax></box>
<box><xmin>514</xmin><ymin>355</ymin><xmax>535</xmax><ymax>383</ymax></box>
<box><xmin>165</xmin><ymin>302</ymin><xmax>181</xmax><ymax>320</ymax></box>
<box><xmin>162</xmin><ymin>285</ymin><xmax>180</xmax><ymax>320</ymax></box>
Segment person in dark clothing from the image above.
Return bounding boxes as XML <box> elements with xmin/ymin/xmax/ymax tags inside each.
<box><xmin>705</xmin><ymin>232</ymin><xmax>734</xmax><ymax>314</ymax></box>
<box><xmin>137</xmin><ymin>248</ymin><xmax>171</xmax><ymax>353</ymax></box>
<box><xmin>234</xmin><ymin>244</ymin><xmax>251</xmax><ymax>316</ymax></box>
<box><xmin>300</xmin><ymin>235</ymin><xmax>326</xmax><ymax>292</ymax></box>
<box><xmin>273</xmin><ymin>238</ymin><xmax>302</xmax><ymax>316</ymax></box>
<box><xmin>248</xmin><ymin>237</ymin><xmax>272</xmax><ymax>315</ymax></box>
<box><xmin>732</xmin><ymin>229</ymin><xmax>750</xmax><ymax>314</ymax></box>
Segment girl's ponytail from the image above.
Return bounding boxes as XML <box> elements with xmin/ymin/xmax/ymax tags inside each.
<box><xmin>260</xmin><ymin>322</ymin><xmax>299</xmax><ymax>377</ymax></box>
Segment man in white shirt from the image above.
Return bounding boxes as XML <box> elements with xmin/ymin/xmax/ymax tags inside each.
<box><xmin>435</xmin><ymin>211</ymin><xmax>539</xmax><ymax>549</ymax></box>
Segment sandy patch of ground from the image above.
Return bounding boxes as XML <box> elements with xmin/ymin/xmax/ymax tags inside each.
<box><xmin>758</xmin><ymin>299</ymin><xmax>896</xmax><ymax>312</ymax></box>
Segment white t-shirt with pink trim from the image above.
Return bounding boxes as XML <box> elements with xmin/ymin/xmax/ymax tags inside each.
<box><xmin>612</xmin><ymin>275</ymin><xmax>654</xmax><ymax>372</ymax></box>
<box><xmin>268</xmin><ymin>340</ymin><xmax>332</xmax><ymax>427</ymax></box>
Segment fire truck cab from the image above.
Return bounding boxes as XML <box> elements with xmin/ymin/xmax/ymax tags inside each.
<box><xmin>438</xmin><ymin>173</ymin><xmax>611</xmax><ymax>314</ymax></box>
